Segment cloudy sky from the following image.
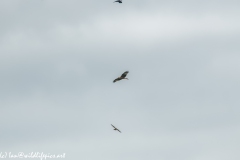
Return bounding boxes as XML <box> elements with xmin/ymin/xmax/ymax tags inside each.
<box><xmin>0</xmin><ymin>0</ymin><xmax>240</xmax><ymax>159</ymax></box>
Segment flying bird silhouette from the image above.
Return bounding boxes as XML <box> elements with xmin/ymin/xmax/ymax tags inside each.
<box><xmin>113</xmin><ymin>71</ymin><xmax>129</xmax><ymax>83</ymax></box>
<box><xmin>114</xmin><ymin>0</ymin><xmax>122</xmax><ymax>3</ymax></box>
<box><xmin>111</xmin><ymin>124</ymin><xmax>121</xmax><ymax>133</ymax></box>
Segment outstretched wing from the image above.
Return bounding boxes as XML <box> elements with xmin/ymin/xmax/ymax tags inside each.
<box><xmin>111</xmin><ymin>124</ymin><xmax>116</xmax><ymax>129</ymax></box>
<box><xmin>114</xmin><ymin>0</ymin><xmax>122</xmax><ymax>2</ymax></box>
<box><xmin>113</xmin><ymin>77</ymin><xmax>121</xmax><ymax>83</ymax></box>
<box><xmin>117</xmin><ymin>129</ymin><xmax>121</xmax><ymax>133</ymax></box>
<box><xmin>120</xmin><ymin>71</ymin><xmax>129</xmax><ymax>78</ymax></box>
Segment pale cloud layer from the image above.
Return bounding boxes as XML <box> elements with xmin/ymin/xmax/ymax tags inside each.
<box><xmin>0</xmin><ymin>0</ymin><xmax>240</xmax><ymax>160</ymax></box>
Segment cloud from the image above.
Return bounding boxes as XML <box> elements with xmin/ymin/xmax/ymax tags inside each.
<box><xmin>0</xmin><ymin>0</ymin><xmax>240</xmax><ymax>160</ymax></box>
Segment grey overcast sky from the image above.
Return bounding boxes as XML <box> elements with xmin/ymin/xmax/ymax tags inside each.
<box><xmin>0</xmin><ymin>0</ymin><xmax>240</xmax><ymax>160</ymax></box>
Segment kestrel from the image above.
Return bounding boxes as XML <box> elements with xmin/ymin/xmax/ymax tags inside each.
<box><xmin>114</xmin><ymin>0</ymin><xmax>122</xmax><ymax>3</ymax></box>
<box><xmin>113</xmin><ymin>71</ymin><xmax>129</xmax><ymax>83</ymax></box>
<box><xmin>111</xmin><ymin>124</ymin><xmax>121</xmax><ymax>133</ymax></box>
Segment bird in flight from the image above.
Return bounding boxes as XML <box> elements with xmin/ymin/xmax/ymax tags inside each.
<box><xmin>113</xmin><ymin>71</ymin><xmax>129</xmax><ymax>83</ymax></box>
<box><xmin>114</xmin><ymin>0</ymin><xmax>122</xmax><ymax>3</ymax></box>
<box><xmin>111</xmin><ymin>124</ymin><xmax>121</xmax><ymax>133</ymax></box>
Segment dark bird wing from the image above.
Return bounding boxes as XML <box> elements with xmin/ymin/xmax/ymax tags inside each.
<box><xmin>117</xmin><ymin>129</ymin><xmax>121</xmax><ymax>133</ymax></box>
<box><xmin>120</xmin><ymin>71</ymin><xmax>129</xmax><ymax>78</ymax></box>
<box><xmin>113</xmin><ymin>77</ymin><xmax>121</xmax><ymax>83</ymax></box>
<box><xmin>111</xmin><ymin>124</ymin><xmax>116</xmax><ymax>129</ymax></box>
